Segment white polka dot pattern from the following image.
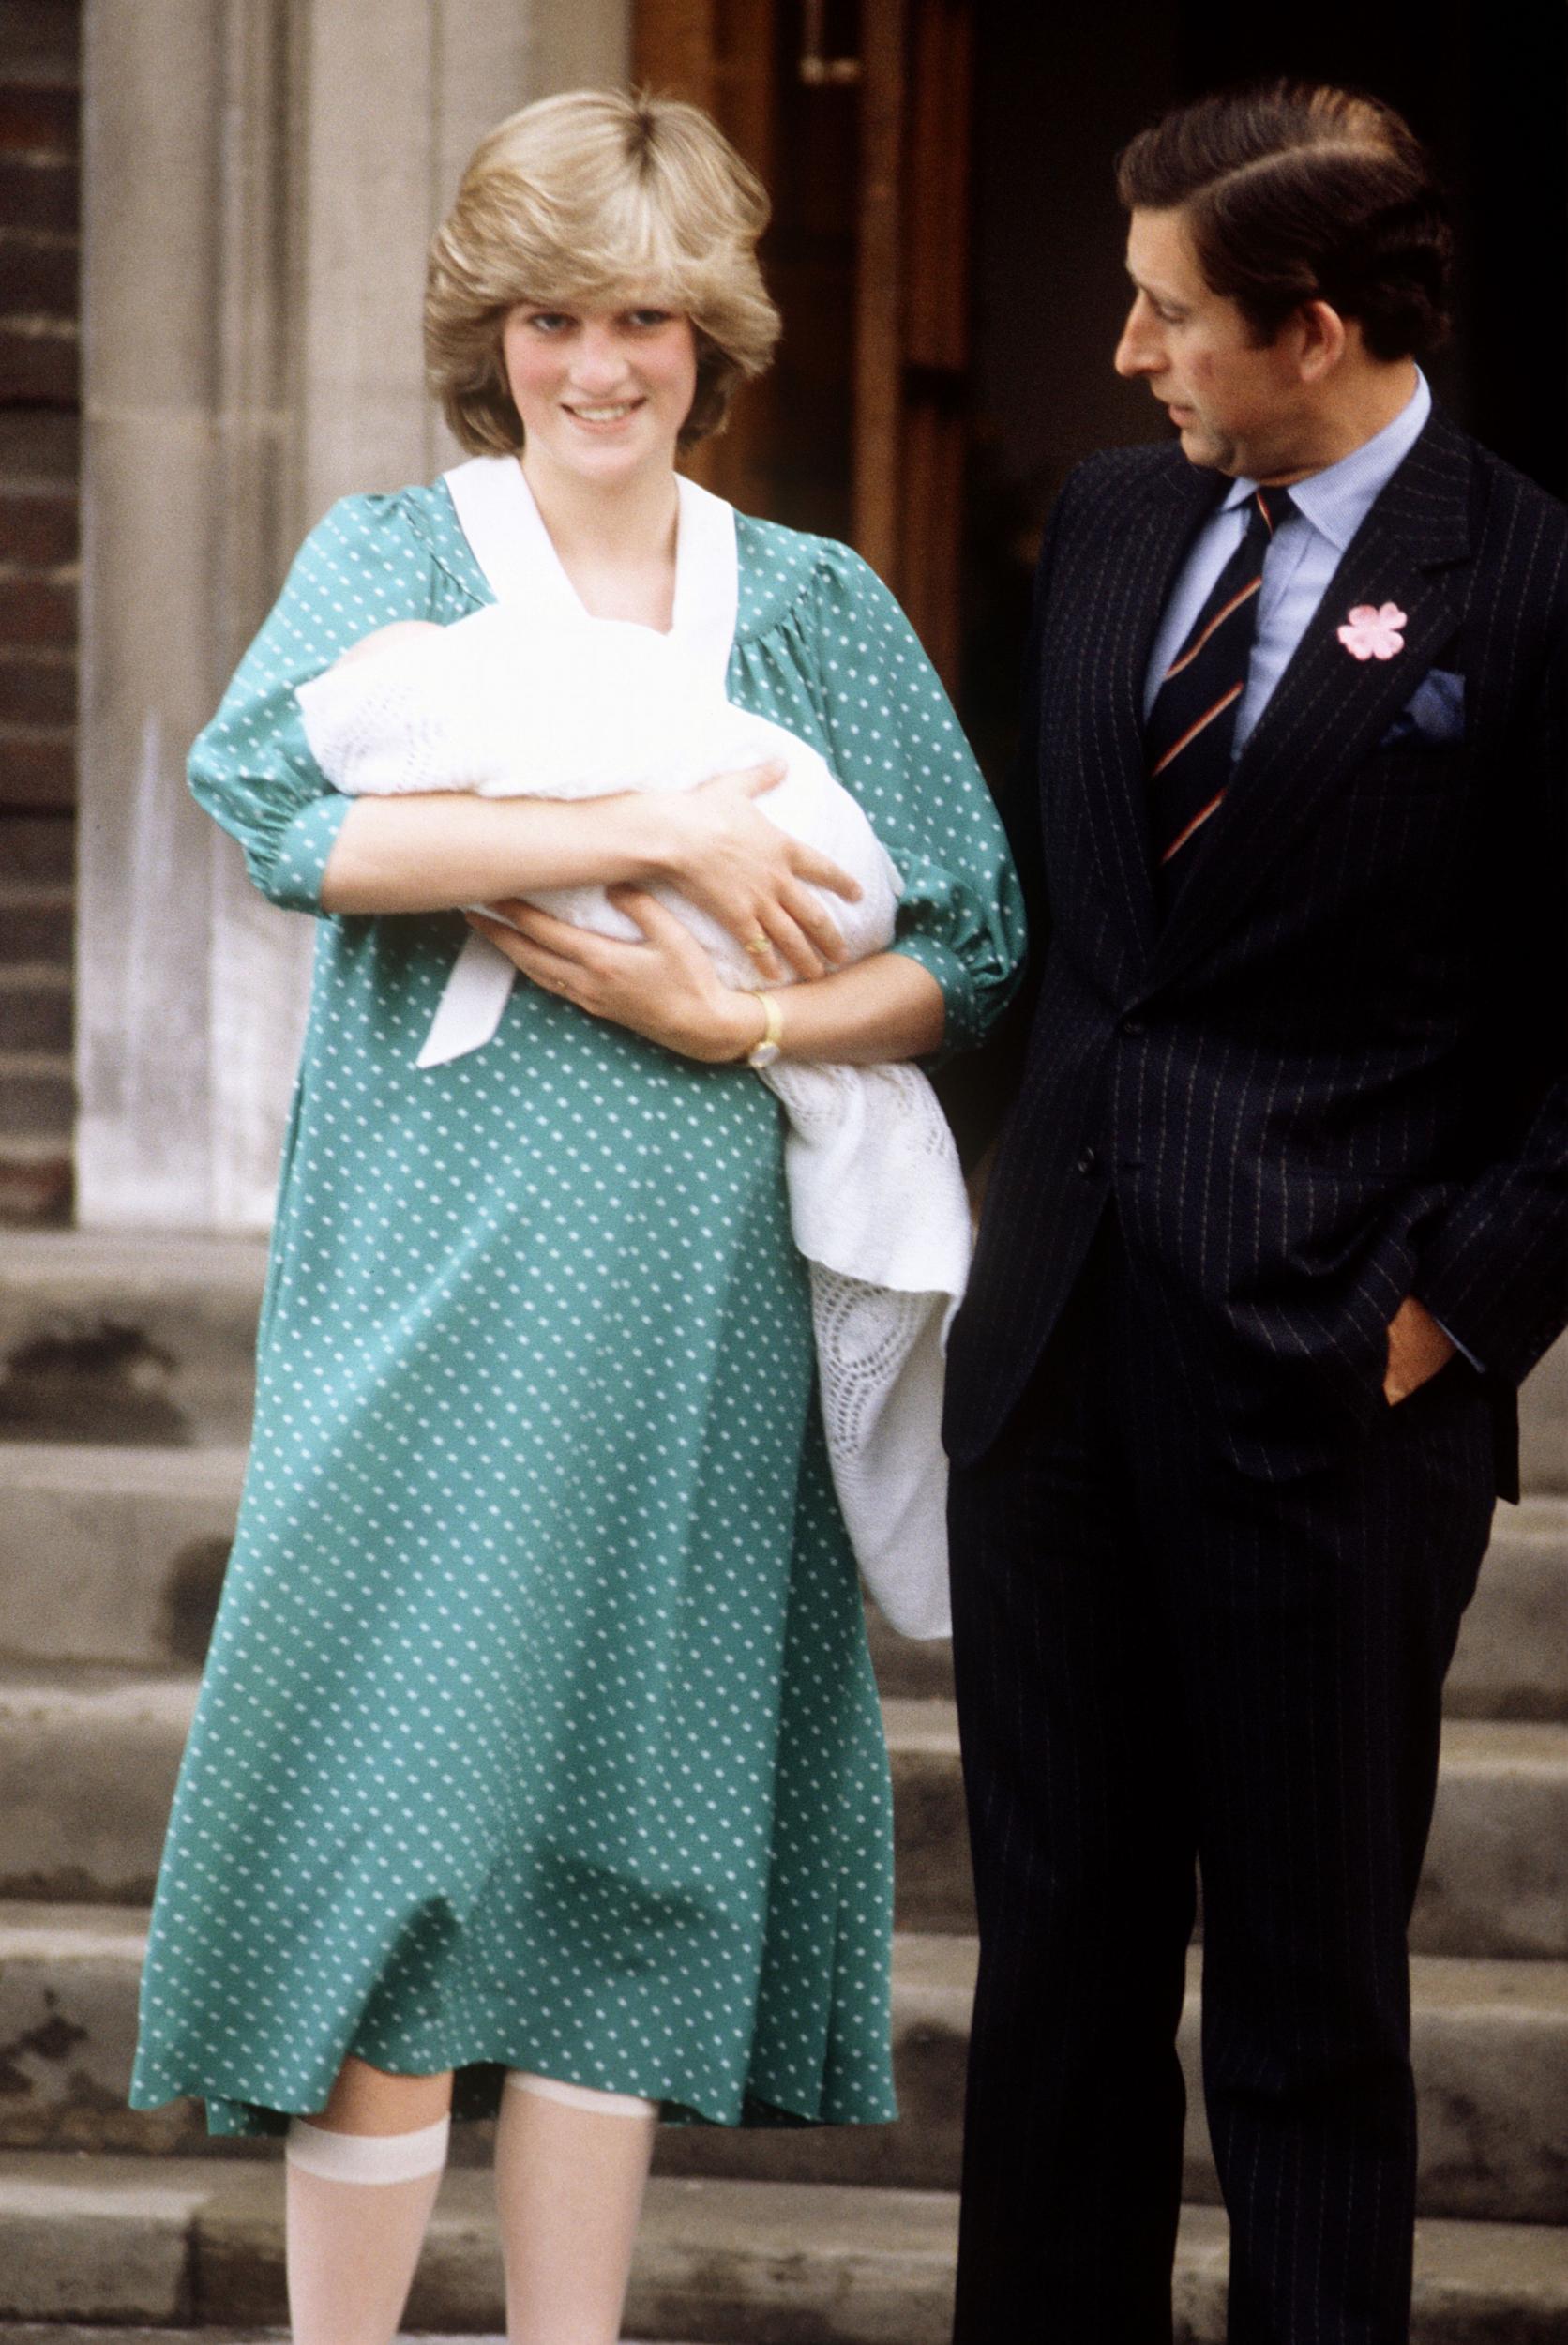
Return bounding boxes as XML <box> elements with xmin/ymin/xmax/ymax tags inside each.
<box><xmin>128</xmin><ymin>483</ymin><xmax>1024</xmax><ymax>2141</ymax></box>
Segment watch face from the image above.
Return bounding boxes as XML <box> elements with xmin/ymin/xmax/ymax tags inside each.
<box><xmin>748</xmin><ymin>1039</ymin><xmax>782</xmax><ymax>1068</ymax></box>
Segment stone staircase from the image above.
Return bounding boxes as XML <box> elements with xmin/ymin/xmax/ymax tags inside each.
<box><xmin>0</xmin><ymin>1230</ymin><xmax>1565</xmax><ymax>2338</ymax></box>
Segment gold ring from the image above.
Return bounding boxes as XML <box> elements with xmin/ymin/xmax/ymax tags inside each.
<box><xmin>744</xmin><ymin>934</ymin><xmax>772</xmax><ymax>959</ymax></box>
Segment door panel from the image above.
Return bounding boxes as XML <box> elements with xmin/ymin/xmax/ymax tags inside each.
<box><xmin>634</xmin><ymin>0</ymin><xmax>973</xmax><ymax>686</ymax></box>
<box><xmin>897</xmin><ymin>0</ymin><xmax>972</xmax><ymax>681</ymax></box>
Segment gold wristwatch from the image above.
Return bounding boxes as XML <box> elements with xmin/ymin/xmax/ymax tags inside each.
<box><xmin>746</xmin><ymin>991</ymin><xmax>784</xmax><ymax>1069</ymax></box>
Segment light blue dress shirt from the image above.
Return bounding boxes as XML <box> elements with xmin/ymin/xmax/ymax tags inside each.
<box><xmin>1142</xmin><ymin>369</ymin><xmax>1432</xmax><ymax>748</ymax></box>
<box><xmin>1140</xmin><ymin>368</ymin><xmax>1475</xmax><ymax>1370</ymax></box>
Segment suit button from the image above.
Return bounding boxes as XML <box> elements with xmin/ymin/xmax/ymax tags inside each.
<box><xmin>1077</xmin><ymin>1144</ymin><xmax>1099</xmax><ymax>1176</ymax></box>
<box><xmin>1121</xmin><ymin>1014</ymin><xmax>1147</xmax><ymax>1036</ymax></box>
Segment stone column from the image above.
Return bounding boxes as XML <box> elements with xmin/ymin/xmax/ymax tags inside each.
<box><xmin>76</xmin><ymin>0</ymin><xmax>233</xmax><ymax>1228</ymax></box>
<box><xmin>75</xmin><ymin>0</ymin><xmax>631</xmax><ymax>1230</ymax></box>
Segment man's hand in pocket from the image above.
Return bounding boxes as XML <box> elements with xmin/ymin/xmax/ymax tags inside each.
<box><xmin>1383</xmin><ymin>1294</ymin><xmax>1457</xmax><ymax>1405</ymax></box>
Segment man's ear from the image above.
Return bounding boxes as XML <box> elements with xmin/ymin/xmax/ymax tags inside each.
<box><xmin>1295</xmin><ymin>297</ymin><xmax>1349</xmax><ymax>383</ymax></box>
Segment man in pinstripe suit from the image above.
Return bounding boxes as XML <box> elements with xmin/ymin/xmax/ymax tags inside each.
<box><xmin>943</xmin><ymin>82</ymin><xmax>1566</xmax><ymax>2342</ymax></box>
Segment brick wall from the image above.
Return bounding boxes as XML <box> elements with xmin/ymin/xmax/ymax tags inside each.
<box><xmin>0</xmin><ymin>0</ymin><xmax>78</xmax><ymax>1224</ymax></box>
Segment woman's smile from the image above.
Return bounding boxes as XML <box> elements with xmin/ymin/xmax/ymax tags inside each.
<box><xmin>562</xmin><ymin>395</ymin><xmax>645</xmax><ymax>430</ymax></box>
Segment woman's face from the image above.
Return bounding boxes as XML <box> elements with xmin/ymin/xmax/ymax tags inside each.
<box><xmin>502</xmin><ymin>295</ymin><xmax>699</xmax><ymax>488</ymax></box>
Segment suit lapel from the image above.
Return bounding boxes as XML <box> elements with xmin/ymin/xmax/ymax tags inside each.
<box><xmin>1149</xmin><ymin>412</ymin><xmax>1475</xmax><ymax>987</ymax></box>
<box><xmin>1078</xmin><ymin>455</ymin><xmax>1222</xmax><ymax>961</ymax></box>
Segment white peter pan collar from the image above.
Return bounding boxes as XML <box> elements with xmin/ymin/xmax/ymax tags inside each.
<box><xmin>442</xmin><ymin>454</ymin><xmax>740</xmax><ymax>691</ymax></box>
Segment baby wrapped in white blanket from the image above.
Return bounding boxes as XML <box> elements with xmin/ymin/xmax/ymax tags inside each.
<box><xmin>296</xmin><ymin>609</ymin><xmax>971</xmax><ymax>1637</ymax></box>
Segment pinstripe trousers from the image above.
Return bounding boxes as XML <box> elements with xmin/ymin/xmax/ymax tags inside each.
<box><xmin>947</xmin><ymin>1217</ymin><xmax>1496</xmax><ymax>2343</ymax></box>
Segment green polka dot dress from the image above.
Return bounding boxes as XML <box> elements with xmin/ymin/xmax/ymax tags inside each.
<box><xmin>128</xmin><ymin>480</ymin><xmax>1024</xmax><ymax>2139</ymax></box>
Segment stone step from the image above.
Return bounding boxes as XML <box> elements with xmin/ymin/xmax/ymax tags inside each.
<box><xmin>6</xmin><ymin>1435</ymin><xmax>1568</xmax><ymax>1726</ymax></box>
<box><xmin>1</xmin><ymin>1658</ymin><xmax>1564</xmax><ymax>1958</ymax></box>
<box><xmin>0</xmin><ymin>1667</ymin><xmax>196</xmax><ymax>1905</ymax></box>
<box><xmin>1</xmin><ymin>1652</ymin><xmax>1564</xmax><ymax>1961</ymax></box>
<box><xmin>0</xmin><ymin>2337</ymin><xmax>602</xmax><ymax>2345</ymax></box>
<box><xmin>1522</xmin><ymin>1333</ymin><xmax>1568</xmax><ymax>1493</ymax></box>
<box><xmin>0</xmin><ymin>2154</ymin><xmax>1565</xmax><ymax>2341</ymax></box>
<box><xmin>874</xmin><ymin>1494</ymin><xmax>1568</xmax><ymax>1712</ymax></box>
<box><xmin>4</xmin><ymin>1905</ymin><xmax>1565</xmax><ymax>2222</ymax></box>
<box><xmin>2</xmin><ymin>1228</ymin><xmax>1564</xmax><ymax>1480</ymax></box>
<box><xmin>0</xmin><ymin>1445</ymin><xmax>245</xmax><ymax>1668</ymax></box>
<box><xmin>0</xmin><ymin>1232</ymin><xmax>266</xmax><ymax>1446</ymax></box>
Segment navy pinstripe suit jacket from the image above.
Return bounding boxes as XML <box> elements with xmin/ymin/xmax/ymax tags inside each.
<box><xmin>943</xmin><ymin>409</ymin><xmax>1568</xmax><ymax>1490</ymax></box>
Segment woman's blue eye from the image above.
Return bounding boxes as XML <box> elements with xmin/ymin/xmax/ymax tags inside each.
<box><xmin>529</xmin><ymin>312</ymin><xmax>571</xmax><ymax>333</ymax></box>
<box><xmin>629</xmin><ymin>310</ymin><xmax>672</xmax><ymax>328</ymax></box>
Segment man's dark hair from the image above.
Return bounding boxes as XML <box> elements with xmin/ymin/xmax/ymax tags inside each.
<box><xmin>1116</xmin><ymin>81</ymin><xmax>1453</xmax><ymax>360</ymax></box>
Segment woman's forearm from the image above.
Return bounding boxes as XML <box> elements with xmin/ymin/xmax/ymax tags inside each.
<box><xmin>767</xmin><ymin>951</ymin><xmax>945</xmax><ymax>1065</ymax></box>
<box><xmin>319</xmin><ymin>793</ymin><xmax>669</xmax><ymax>915</ymax></box>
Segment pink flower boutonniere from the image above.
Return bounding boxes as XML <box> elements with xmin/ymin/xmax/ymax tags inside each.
<box><xmin>1337</xmin><ymin>601</ymin><xmax>1408</xmax><ymax>660</ymax></box>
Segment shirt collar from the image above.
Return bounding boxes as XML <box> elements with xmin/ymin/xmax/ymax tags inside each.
<box><xmin>1223</xmin><ymin>368</ymin><xmax>1432</xmax><ymax>550</ymax></box>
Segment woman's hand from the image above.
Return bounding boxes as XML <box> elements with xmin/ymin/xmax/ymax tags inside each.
<box><xmin>466</xmin><ymin>889</ymin><xmax>767</xmax><ymax>1063</ymax></box>
<box><xmin>321</xmin><ymin>743</ymin><xmax>866</xmax><ymax>944</ymax></box>
<box><xmin>649</xmin><ymin>762</ymin><xmax>861</xmax><ymax>982</ymax></box>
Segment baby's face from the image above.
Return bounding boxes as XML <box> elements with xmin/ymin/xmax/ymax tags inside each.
<box><xmin>336</xmin><ymin>621</ymin><xmax>444</xmax><ymax>670</ymax></box>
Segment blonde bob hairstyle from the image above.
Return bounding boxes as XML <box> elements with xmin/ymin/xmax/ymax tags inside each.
<box><xmin>427</xmin><ymin>88</ymin><xmax>781</xmax><ymax>456</ymax></box>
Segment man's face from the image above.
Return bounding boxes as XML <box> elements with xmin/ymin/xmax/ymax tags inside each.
<box><xmin>1115</xmin><ymin>206</ymin><xmax>1311</xmax><ymax>479</ymax></box>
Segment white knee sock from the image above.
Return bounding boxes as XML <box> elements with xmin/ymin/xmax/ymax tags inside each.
<box><xmin>496</xmin><ymin>2072</ymin><xmax>658</xmax><ymax>2345</ymax></box>
<box><xmin>285</xmin><ymin>2113</ymin><xmax>450</xmax><ymax>2345</ymax></box>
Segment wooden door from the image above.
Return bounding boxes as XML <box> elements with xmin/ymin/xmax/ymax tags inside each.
<box><xmin>634</xmin><ymin>0</ymin><xmax>974</xmax><ymax>688</ymax></box>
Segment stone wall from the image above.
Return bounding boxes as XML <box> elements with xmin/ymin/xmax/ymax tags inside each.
<box><xmin>0</xmin><ymin>0</ymin><xmax>79</xmax><ymax>1224</ymax></box>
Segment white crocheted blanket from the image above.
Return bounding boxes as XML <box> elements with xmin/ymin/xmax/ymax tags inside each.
<box><xmin>296</xmin><ymin>605</ymin><xmax>969</xmax><ymax>1638</ymax></box>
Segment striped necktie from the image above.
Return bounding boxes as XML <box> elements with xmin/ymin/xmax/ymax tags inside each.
<box><xmin>1145</xmin><ymin>483</ymin><xmax>1296</xmax><ymax>889</ymax></box>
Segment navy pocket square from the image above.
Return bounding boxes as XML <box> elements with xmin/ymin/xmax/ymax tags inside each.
<box><xmin>1378</xmin><ymin>668</ymin><xmax>1465</xmax><ymax>750</ymax></box>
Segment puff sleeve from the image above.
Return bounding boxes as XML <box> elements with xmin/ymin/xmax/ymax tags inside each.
<box><xmin>799</xmin><ymin>543</ymin><xmax>1026</xmax><ymax>1059</ymax></box>
<box><xmin>188</xmin><ymin>494</ymin><xmax>440</xmax><ymax>914</ymax></box>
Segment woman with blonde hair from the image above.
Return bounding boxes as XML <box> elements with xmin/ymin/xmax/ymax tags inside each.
<box><xmin>130</xmin><ymin>87</ymin><xmax>1022</xmax><ymax>2342</ymax></box>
